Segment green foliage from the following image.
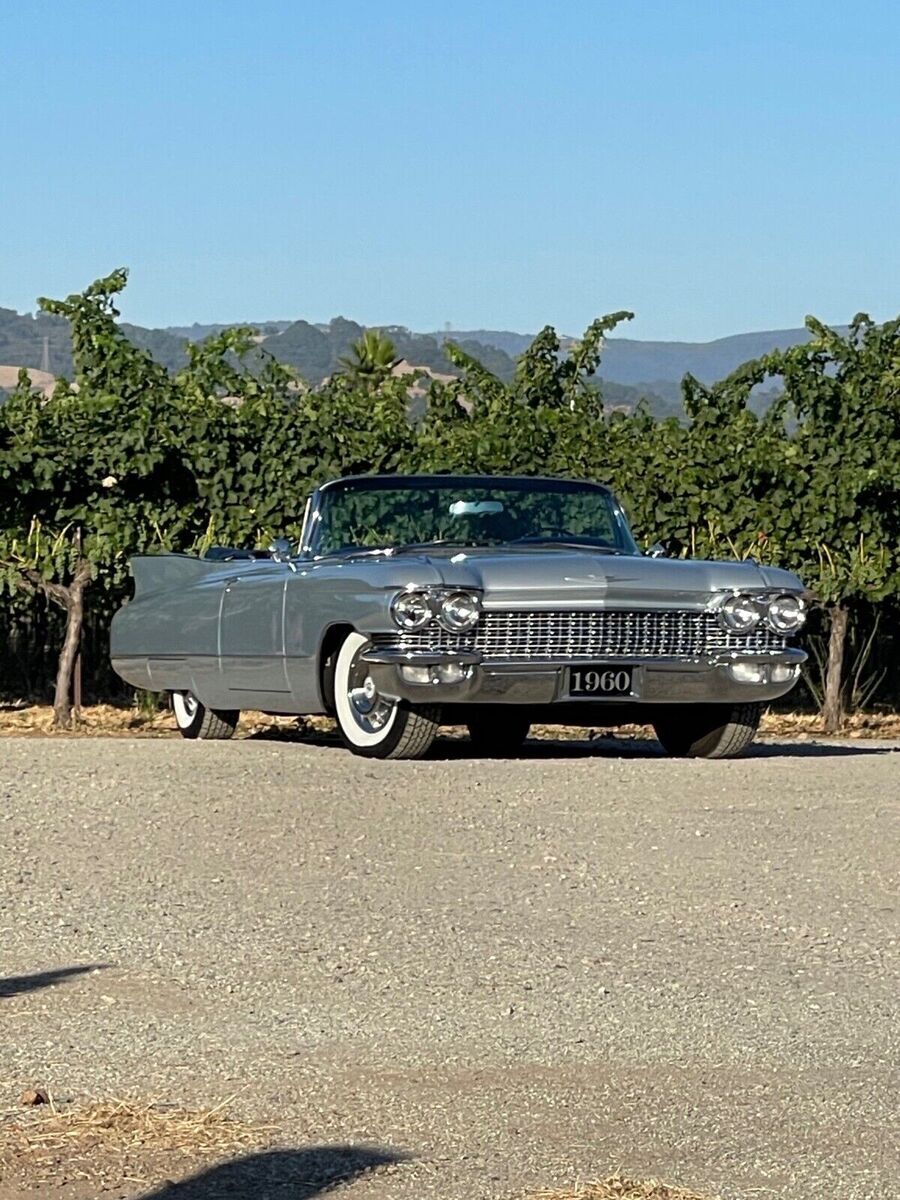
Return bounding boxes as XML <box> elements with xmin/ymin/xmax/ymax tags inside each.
<box><xmin>337</xmin><ymin>330</ymin><xmax>399</xmax><ymax>385</ymax></box>
<box><xmin>755</xmin><ymin>314</ymin><xmax>900</xmax><ymax>606</ymax></box>
<box><xmin>1</xmin><ymin>272</ymin><xmax>898</xmax><ymax>717</ymax></box>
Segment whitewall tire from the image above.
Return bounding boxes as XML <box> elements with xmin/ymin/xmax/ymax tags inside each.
<box><xmin>172</xmin><ymin>691</ymin><xmax>239</xmax><ymax>741</ymax></box>
<box><xmin>333</xmin><ymin>631</ymin><xmax>439</xmax><ymax>759</ymax></box>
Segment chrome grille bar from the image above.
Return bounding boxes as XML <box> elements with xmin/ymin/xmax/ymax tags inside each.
<box><xmin>376</xmin><ymin>609</ymin><xmax>788</xmax><ymax>661</ymax></box>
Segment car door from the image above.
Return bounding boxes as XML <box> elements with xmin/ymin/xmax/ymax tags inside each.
<box><xmin>218</xmin><ymin>563</ymin><xmax>291</xmax><ymax>706</ymax></box>
<box><xmin>282</xmin><ymin>561</ymin><xmax>337</xmax><ymax>711</ymax></box>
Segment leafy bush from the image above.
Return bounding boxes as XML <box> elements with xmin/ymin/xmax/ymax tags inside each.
<box><xmin>1</xmin><ymin>272</ymin><xmax>896</xmax><ymax>729</ymax></box>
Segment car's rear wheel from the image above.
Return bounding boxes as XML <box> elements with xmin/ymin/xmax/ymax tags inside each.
<box><xmin>333</xmin><ymin>631</ymin><xmax>440</xmax><ymax>759</ymax></box>
<box><xmin>171</xmin><ymin>691</ymin><xmax>239</xmax><ymax>741</ymax></box>
<box><xmin>653</xmin><ymin>702</ymin><xmax>762</xmax><ymax>759</ymax></box>
<box><xmin>467</xmin><ymin>712</ymin><xmax>531</xmax><ymax>756</ymax></box>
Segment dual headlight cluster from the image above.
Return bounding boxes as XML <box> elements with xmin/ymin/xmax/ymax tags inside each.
<box><xmin>719</xmin><ymin>591</ymin><xmax>806</xmax><ymax>634</ymax></box>
<box><xmin>391</xmin><ymin>588</ymin><xmax>481</xmax><ymax>632</ymax></box>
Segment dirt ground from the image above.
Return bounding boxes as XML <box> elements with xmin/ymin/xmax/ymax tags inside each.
<box><xmin>1</xmin><ymin>733</ymin><xmax>897</xmax><ymax>1199</ymax></box>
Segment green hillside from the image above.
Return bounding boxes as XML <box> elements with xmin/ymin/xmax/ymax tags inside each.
<box><xmin>0</xmin><ymin>304</ymin><xmax>697</xmax><ymax>417</ymax></box>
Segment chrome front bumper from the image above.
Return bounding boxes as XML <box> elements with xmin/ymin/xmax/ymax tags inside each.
<box><xmin>360</xmin><ymin>646</ymin><xmax>808</xmax><ymax>706</ymax></box>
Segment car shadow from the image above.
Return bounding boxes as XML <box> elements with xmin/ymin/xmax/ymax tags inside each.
<box><xmin>437</xmin><ymin>736</ymin><xmax>895</xmax><ymax>760</ymax></box>
<box><xmin>740</xmin><ymin>740</ymin><xmax>895</xmax><ymax>758</ymax></box>
<box><xmin>247</xmin><ymin>725</ymin><xmax>895</xmax><ymax>759</ymax></box>
<box><xmin>137</xmin><ymin>1144</ymin><xmax>408</xmax><ymax>1198</ymax></box>
<box><xmin>0</xmin><ymin>964</ymin><xmax>109</xmax><ymax>998</ymax></box>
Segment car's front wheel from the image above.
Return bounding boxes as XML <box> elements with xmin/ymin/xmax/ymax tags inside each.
<box><xmin>171</xmin><ymin>691</ymin><xmax>239</xmax><ymax>740</ymax></box>
<box><xmin>333</xmin><ymin>631</ymin><xmax>440</xmax><ymax>759</ymax></box>
<box><xmin>653</xmin><ymin>702</ymin><xmax>762</xmax><ymax>759</ymax></box>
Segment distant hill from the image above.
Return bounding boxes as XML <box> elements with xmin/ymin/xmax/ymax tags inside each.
<box><xmin>0</xmin><ymin>365</ymin><xmax>56</xmax><ymax>396</ymax></box>
<box><xmin>249</xmin><ymin>318</ymin><xmax>520</xmax><ymax>386</ymax></box>
<box><xmin>435</xmin><ymin>329</ymin><xmax>539</xmax><ymax>358</ymax></box>
<box><xmin>596</xmin><ymin>329</ymin><xmax>823</xmax><ymax>386</ymax></box>
<box><xmin>0</xmin><ymin>306</ymin><xmax>72</xmax><ymax>377</ymax></box>
<box><xmin>163</xmin><ymin>320</ymin><xmax>293</xmax><ymax>340</ymax></box>
<box><xmin>0</xmin><ymin>307</ymin><xmax>519</xmax><ymax>388</ymax></box>
<box><xmin>2</xmin><ymin>302</ymin><xmax>822</xmax><ymax>416</ymax></box>
<box><xmin>437</xmin><ymin>327</ymin><xmax>821</xmax><ymax>391</ymax></box>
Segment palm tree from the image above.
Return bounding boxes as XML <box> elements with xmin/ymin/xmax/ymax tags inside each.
<box><xmin>338</xmin><ymin>330</ymin><xmax>399</xmax><ymax>384</ymax></box>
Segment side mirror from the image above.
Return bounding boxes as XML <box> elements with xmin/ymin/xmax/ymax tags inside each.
<box><xmin>269</xmin><ymin>537</ymin><xmax>295</xmax><ymax>563</ymax></box>
<box><xmin>646</xmin><ymin>542</ymin><xmax>667</xmax><ymax>558</ymax></box>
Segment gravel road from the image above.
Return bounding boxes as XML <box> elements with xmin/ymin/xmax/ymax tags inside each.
<box><xmin>1</xmin><ymin>734</ymin><xmax>898</xmax><ymax>1199</ymax></box>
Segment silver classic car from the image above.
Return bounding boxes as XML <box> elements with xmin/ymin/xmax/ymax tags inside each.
<box><xmin>110</xmin><ymin>474</ymin><xmax>808</xmax><ymax>759</ymax></box>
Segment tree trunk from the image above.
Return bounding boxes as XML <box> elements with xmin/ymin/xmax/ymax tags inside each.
<box><xmin>5</xmin><ymin>556</ymin><xmax>91</xmax><ymax>722</ymax></box>
<box><xmin>49</xmin><ymin>562</ymin><xmax>91</xmax><ymax>730</ymax></box>
<box><xmin>822</xmin><ymin>603</ymin><xmax>849</xmax><ymax>734</ymax></box>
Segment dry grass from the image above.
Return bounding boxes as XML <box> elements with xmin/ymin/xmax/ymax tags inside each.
<box><xmin>0</xmin><ymin>702</ymin><xmax>333</xmax><ymax>740</ymax></box>
<box><xmin>0</xmin><ymin>1096</ymin><xmax>278</xmax><ymax>1190</ymax></box>
<box><xmin>0</xmin><ymin>702</ymin><xmax>178</xmax><ymax>737</ymax></box>
<box><xmin>759</xmin><ymin>709</ymin><xmax>900</xmax><ymax>738</ymax></box>
<box><xmin>528</xmin><ymin>1175</ymin><xmax>720</xmax><ymax>1200</ymax></box>
<box><xmin>1</xmin><ymin>701</ymin><xmax>898</xmax><ymax>740</ymax></box>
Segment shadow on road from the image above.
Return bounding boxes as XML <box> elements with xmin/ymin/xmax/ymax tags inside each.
<box><xmin>0</xmin><ymin>964</ymin><xmax>108</xmax><ymax>998</ymax></box>
<box><xmin>137</xmin><ymin>1144</ymin><xmax>408</xmax><ymax>1198</ymax></box>
<box><xmin>247</xmin><ymin>724</ymin><xmax>894</xmax><ymax>759</ymax></box>
<box><xmin>742</xmin><ymin>740</ymin><xmax>894</xmax><ymax>758</ymax></box>
<box><xmin>429</xmin><ymin>738</ymin><xmax>894</xmax><ymax>760</ymax></box>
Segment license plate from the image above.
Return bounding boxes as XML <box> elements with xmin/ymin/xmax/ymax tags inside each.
<box><xmin>568</xmin><ymin>665</ymin><xmax>634</xmax><ymax>697</ymax></box>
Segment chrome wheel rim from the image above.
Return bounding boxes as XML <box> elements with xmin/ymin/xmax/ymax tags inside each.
<box><xmin>346</xmin><ymin>651</ymin><xmax>396</xmax><ymax>734</ymax></box>
<box><xmin>173</xmin><ymin>691</ymin><xmax>199</xmax><ymax>726</ymax></box>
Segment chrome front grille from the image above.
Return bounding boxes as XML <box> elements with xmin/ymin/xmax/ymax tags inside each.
<box><xmin>376</xmin><ymin>609</ymin><xmax>788</xmax><ymax>661</ymax></box>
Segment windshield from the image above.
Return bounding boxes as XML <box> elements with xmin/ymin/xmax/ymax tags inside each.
<box><xmin>310</xmin><ymin>477</ymin><xmax>639</xmax><ymax>556</ymax></box>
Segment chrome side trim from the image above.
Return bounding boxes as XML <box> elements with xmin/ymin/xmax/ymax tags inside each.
<box><xmin>362</xmin><ymin>648</ymin><xmax>483</xmax><ymax>667</ymax></box>
<box><xmin>709</xmin><ymin>647</ymin><xmax>807</xmax><ymax>666</ymax></box>
<box><xmin>364</xmin><ymin>645</ymin><xmax>806</xmax><ymax>670</ymax></box>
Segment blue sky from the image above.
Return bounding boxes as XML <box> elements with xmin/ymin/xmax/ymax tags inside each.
<box><xmin>3</xmin><ymin>1</ymin><xmax>899</xmax><ymax>339</ymax></box>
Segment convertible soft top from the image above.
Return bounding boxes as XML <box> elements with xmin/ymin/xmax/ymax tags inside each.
<box><xmin>317</xmin><ymin>473</ymin><xmax>614</xmax><ymax>494</ymax></box>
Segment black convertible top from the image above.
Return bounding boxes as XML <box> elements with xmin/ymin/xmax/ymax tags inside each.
<box><xmin>317</xmin><ymin>473</ymin><xmax>613</xmax><ymax>494</ymax></box>
<box><xmin>202</xmin><ymin>547</ymin><xmax>273</xmax><ymax>562</ymax></box>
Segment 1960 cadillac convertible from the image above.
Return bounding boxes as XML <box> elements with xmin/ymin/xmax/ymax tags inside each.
<box><xmin>111</xmin><ymin>474</ymin><xmax>808</xmax><ymax>759</ymax></box>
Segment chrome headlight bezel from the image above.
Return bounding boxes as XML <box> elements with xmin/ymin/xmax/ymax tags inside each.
<box><xmin>390</xmin><ymin>587</ymin><xmax>482</xmax><ymax>633</ymax></box>
<box><xmin>719</xmin><ymin>593</ymin><xmax>763</xmax><ymax>632</ymax></box>
<box><xmin>390</xmin><ymin>589</ymin><xmax>435</xmax><ymax>630</ymax></box>
<box><xmin>439</xmin><ymin>590</ymin><xmax>482</xmax><ymax>632</ymax></box>
<box><xmin>765</xmin><ymin>592</ymin><xmax>806</xmax><ymax>633</ymax></box>
<box><xmin>716</xmin><ymin>589</ymin><xmax>807</xmax><ymax>635</ymax></box>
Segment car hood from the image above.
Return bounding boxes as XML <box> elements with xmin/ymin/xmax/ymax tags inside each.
<box><xmin>372</xmin><ymin>547</ymin><xmax>805</xmax><ymax>609</ymax></box>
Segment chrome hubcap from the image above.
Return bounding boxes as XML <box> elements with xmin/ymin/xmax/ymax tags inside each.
<box><xmin>181</xmin><ymin>692</ymin><xmax>199</xmax><ymax>718</ymax></box>
<box><xmin>347</xmin><ymin>660</ymin><xmax>395</xmax><ymax>733</ymax></box>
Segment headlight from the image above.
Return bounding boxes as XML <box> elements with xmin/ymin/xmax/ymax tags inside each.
<box><xmin>439</xmin><ymin>590</ymin><xmax>481</xmax><ymax>631</ymax></box>
<box><xmin>766</xmin><ymin>593</ymin><xmax>806</xmax><ymax>633</ymax></box>
<box><xmin>391</xmin><ymin>590</ymin><xmax>433</xmax><ymax>630</ymax></box>
<box><xmin>720</xmin><ymin>593</ymin><xmax>762</xmax><ymax>632</ymax></box>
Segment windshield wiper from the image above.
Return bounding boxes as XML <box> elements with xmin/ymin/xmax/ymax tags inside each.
<box><xmin>390</xmin><ymin>538</ymin><xmax>483</xmax><ymax>553</ymax></box>
<box><xmin>506</xmin><ymin>536</ymin><xmax>624</xmax><ymax>553</ymax></box>
<box><xmin>322</xmin><ymin>539</ymin><xmax>483</xmax><ymax>558</ymax></box>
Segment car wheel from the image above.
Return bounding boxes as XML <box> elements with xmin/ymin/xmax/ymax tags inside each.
<box><xmin>171</xmin><ymin>691</ymin><xmax>239</xmax><ymax>741</ymax></box>
<box><xmin>333</xmin><ymin>631</ymin><xmax>440</xmax><ymax>759</ymax></box>
<box><xmin>467</xmin><ymin>712</ymin><xmax>531</xmax><ymax>756</ymax></box>
<box><xmin>653</xmin><ymin>702</ymin><xmax>762</xmax><ymax>759</ymax></box>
